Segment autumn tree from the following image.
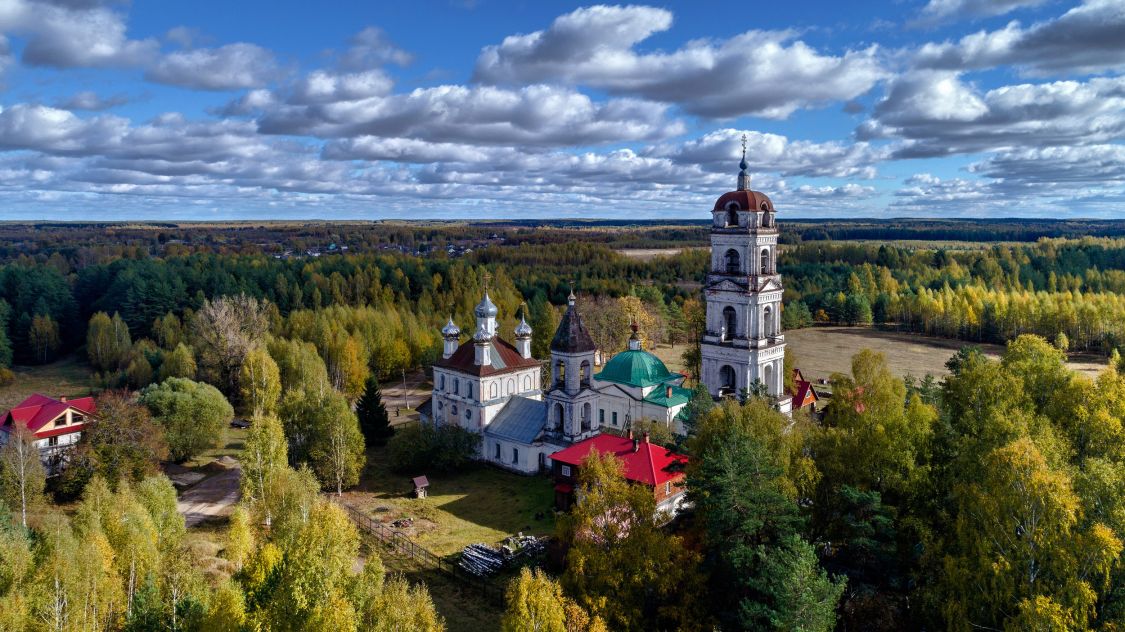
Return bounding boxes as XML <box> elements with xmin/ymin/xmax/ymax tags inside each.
<box><xmin>0</xmin><ymin>424</ymin><xmax>45</xmax><ymax>529</ymax></box>
<box><xmin>62</xmin><ymin>391</ymin><xmax>169</xmax><ymax>493</ymax></box>
<box><xmin>240</xmin><ymin>347</ymin><xmax>282</xmax><ymax>417</ymax></box>
<box><xmin>139</xmin><ymin>377</ymin><xmax>233</xmax><ymax>462</ymax></box>
<box><xmin>308</xmin><ymin>390</ymin><xmax>366</xmax><ymax>495</ymax></box>
<box><xmin>191</xmin><ymin>294</ymin><xmax>270</xmax><ymax>394</ymax></box>
<box><xmin>87</xmin><ymin>311</ymin><xmax>132</xmax><ymax>372</ymax></box>
<box><xmin>158</xmin><ymin>342</ymin><xmax>196</xmax><ymax>381</ymax></box>
<box><xmin>28</xmin><ymin>313</ymin><xmax>60</xmax><ymax>364</ymax></box>
<box><xmin>561</xmin><ymin>451</ymin><xmax>705</xmax><ymax>631</ymax></box>
<box><xmin>240</xmin><ymin>414</ymin><xmax>288</xmax><ymax>526</ymax></box>
<box><xmin>942</xmin><ymin>438</ymin><xmax>1121</xmax><ymax>630</ymax></box>
<box><xmin>502</xmin><ymin>567</ymin><xmax>567</xmax><ymax>632</ymax></box>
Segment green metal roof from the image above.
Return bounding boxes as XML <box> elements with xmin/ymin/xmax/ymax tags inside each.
<box><xmin>643</xmin><ymin>384</ymin><xmax>693</xmax><ymax>409</ymax></box>
<box><xmin>595</xmin><ymin>349</ymin><xmax>678</xmax><ymax>388</ymax></box>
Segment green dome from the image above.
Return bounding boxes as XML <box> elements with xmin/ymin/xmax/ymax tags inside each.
<box><xmin>595</xmin><ymin>350</ymin><xmax>674</xmax><ymax>388</ymax></box>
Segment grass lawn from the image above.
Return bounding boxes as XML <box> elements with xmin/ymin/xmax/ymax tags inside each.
<box><xmin>0</xmin><ymin>354</ymin><xmax>93</xmax><ymax>411</ymax></box>
<box><xmin>341</xmin><ymin>441</ymin><xmax>556</xmax><ymax>558</ymax></box>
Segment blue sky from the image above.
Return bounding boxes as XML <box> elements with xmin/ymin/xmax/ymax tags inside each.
<box><xmin>0</xmin><ymin>0</ymin><xmax>1122</xmax><ymax>220</ymax></box>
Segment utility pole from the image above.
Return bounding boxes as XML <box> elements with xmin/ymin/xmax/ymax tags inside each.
<box><xmin>402</xmin><ymin>368</ymin><xmax>409</xmax><ymax>409</ymax></box>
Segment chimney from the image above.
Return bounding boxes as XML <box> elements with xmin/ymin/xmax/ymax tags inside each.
<box><xmin>642</xmin><ymin>431</ymin><xmax>650</xmax><ymax>444</ymax></box>
<box><xmin>59</xmin><ymin>395</ymin><xmax>67</xmax><ymax>403</ymax></box>
<box><xmin>665</xmin><ymin>385</ymin><xmax>673</xmax><ymax>399</ymax></box>
<box><xmin>632</xmin><ymin>438</ymin><xmax>639</xmax><ymax>453</ymax></box>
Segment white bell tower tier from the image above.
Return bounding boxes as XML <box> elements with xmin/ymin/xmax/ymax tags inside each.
<box><xmin>700</xmin><ymin>139</ymin><xmax>793</xmax><ymax>415</ymax></box>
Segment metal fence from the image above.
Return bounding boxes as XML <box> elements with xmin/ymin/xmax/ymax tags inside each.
<box><xmin>331</xmin><ymin>498</ymin><xmax>507</xmax><ymax>605</ymax></box>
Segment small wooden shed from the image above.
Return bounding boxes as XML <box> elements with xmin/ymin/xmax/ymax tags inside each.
<box><xmin>412</xmin><ymin>475</ymin><xmax>430</xmax><ymax>499</ymax></box>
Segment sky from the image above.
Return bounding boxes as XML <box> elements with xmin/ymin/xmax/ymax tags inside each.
<box><xmin>0</xmin><ymin>0</ymin><xmax>1122</xmax><ymax>221</ymax></box>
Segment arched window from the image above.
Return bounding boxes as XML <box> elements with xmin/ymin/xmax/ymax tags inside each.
<box><xmin>453</xmin><ymin>378</ymin><xmax>459</xmax><ymax>395</ymax></box>
<box><xmin>582</xmin><ymin>403</ymin><xmax>592</xmax><ymax>431</ymax></box>
<box><xmin>580</xmin><ymin>360</ymin><xmax>591</xmax><ymax>386</ymax></box>
<box><xmin>763</xmin><ymin>306</ymin><xmax>774</xmax><ymax>338</ymax></box>
<box><xmin>553</xmin><ymin>402</ymin><xmax>565</xmax><ymax>431</ymax></box>
<box><xmin>724</xmin><ymin>248</ymin><xmax>740</xmax><ymax>274</ymax></box>
<box><xmin>556</xmin><ymin>360</ymin><xmax>566</xmax><ymax>386</ymax></box>
<box><xmin>506</xmin><ymin>378</ymin><xmax>515</xmax><ymax>395</ymax></box>
<box><xmin>722</xmin><ymin>306</ymin><xmax>737</xmax><ymax>341</ymax></box>
<box><xmin>726</xmin><ymin>204</ymin><xmax>738</xmax><ymax>227</ymax></box>
<box><xmin>719</xmin><ymin>365</ymin><xmax>736</xmax><ymax>395</ymax></box>
<box><xmin>763</xmin><ymin>363</ymin><xmax>774</xmax><ymax>396</ymax></box>
<box><xmin>760</xmin><ymin>248</ymin><xmax>770</xmax><ymax>275</ymax></box>
<box><xmin>490</xmin><ymin>382</ymin><xmax>498</xmax><ymax>398</ymax></box>
<box><xmin>439</xmin><ymin>375</ymin><xmax>445</xmax><ymax>390</ymax></box>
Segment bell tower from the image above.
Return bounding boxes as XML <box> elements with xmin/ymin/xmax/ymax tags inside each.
<box><xmin>700</xmin><ymin>136</ymin><xmax>792</xmax><ymax>415</ymax></box>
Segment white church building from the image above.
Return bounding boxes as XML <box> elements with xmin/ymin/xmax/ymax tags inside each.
<box><xmin>420</xmin><ymin>147</ymin><xmax>791</xmax><ymax>472</ymax></box>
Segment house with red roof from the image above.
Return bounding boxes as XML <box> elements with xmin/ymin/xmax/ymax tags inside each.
<box><xmin>788</xmin><ymin>368</ymin><xmax>820</xmax><ymax>411</ymax></box>
<box><xmin>1</xmin><ymin>394</ymin><xmax>95</xmax><ymax>475</ymax></box>
<box><xmin>549</xmin><ymin>431</ymin><xmax>689</xmax><ymax>518</ymax></box>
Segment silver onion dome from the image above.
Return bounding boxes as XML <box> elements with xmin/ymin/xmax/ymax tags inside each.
<box><xmin>441</xmin><ymin>316</ymin><xmax>460</xmax><ymax>338</ymax></box>
<box><xmin>475</xmin><ymin>292</ymin><xmax>499</xmax><ymax>318</ymax></box>
<box><xmin>515</xmin><ymin>315</ymin><xmax>533</xmax><ymax>338</ymax></box>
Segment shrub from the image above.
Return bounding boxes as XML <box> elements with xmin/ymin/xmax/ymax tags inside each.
<box><xmin>386</xmin><ymin>423</ymin><xmax>480</xmax><ymax>474</ymax></box>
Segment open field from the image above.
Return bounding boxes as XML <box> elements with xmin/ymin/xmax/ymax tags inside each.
<box><xmin>786</xmin><ymin>326</ymin><xmax>1107</xmax><ymax>383</ymax></box>
<box><xmin>649</xmin><ymin>327</ymin><xmax>1107</xmax><ymax>384</ymax></box>
<box><xmin>0</xmin><ymin>355</ymin><xmax>93</xmax><ymax>411</ymax></box>
<box><xmin>618</xmin><ymin>247</ymin><xmax>687</xmax><ymax>260</ymax></box>
<box><xmin>342</xmin><ymin>438</ymin><xmax>556</xmax><ymax>558</ymax></box>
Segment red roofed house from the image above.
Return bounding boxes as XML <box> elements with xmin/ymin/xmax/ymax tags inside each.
<box><xmin>1</xmin><ymin>394</ymin><xmax>95</xmax><ymax>475</ymax></box>
<box><xmin>788</xmin><ymin>368</ymin><xmax>820</xmax><ymax>411</ymax></box>
<box><xmin>550</xmin><ymin>431</ymin><xmax>689</xmax><ymax>518</ymax></box>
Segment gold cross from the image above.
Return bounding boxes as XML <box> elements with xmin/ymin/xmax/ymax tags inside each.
<box><xmin>482</xmin><ymin>270</ymin><xmax>492</xmax><ymax>291</ymax></box>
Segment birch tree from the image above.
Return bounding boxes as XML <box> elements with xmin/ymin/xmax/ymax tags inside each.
<box><xmin>0</xmin><ymin>424</ymin><xmax>45</xmax><ymax>529</ymax></box>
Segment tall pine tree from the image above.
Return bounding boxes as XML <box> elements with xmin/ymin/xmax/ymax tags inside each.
<box><xmin>356</xmin><ymin>375</ymin><xmax>393</xmax><ymax>445</ymax></box>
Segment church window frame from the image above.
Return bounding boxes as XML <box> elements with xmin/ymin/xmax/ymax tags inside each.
<box><xmin>494</xmin><ymin>443</ymin><xmax>501</xmax><ymax>459</ymax></box>
<box><xmin>561</xmin><ymin>464</ymin><xmax>571</xmax><ymax>477</ymax></box>
<box><xmin>439</xmin><ymin>374</ymin><xmax>445</xmax><ymax>390</ymax></box>
<box><xmin>512</xmin><ymin>448</ymin><xmax>519</xmax><ymax>464</ymax></box>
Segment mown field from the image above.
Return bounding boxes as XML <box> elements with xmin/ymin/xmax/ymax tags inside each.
<box><xmin>0</xmin><ymin>354</ymin><xmax>94</xmax><ymax>412</ymax></box>
<box><xmin>785</xmin><ymin>326</ymin><xmax>1107</xmax><ymax>383</ymax></box>
<box><xmin>648</xmin><ymin>326</ymin><xmax>1108</xmax><ymax>385</ymax></box>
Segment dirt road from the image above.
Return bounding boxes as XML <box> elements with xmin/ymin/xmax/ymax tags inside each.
<box><xmin>177</xmin><ymin>465</ymin><xmax>241</xmax><ymax>527</ymax></box>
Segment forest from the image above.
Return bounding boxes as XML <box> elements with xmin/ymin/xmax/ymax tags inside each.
<box><xmin>4</xmin><ymin>221</ymin><xmax>1125</xmax><ymax>630</ymax></box>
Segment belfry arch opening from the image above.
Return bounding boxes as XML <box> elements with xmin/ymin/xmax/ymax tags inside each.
<box><xmin>726</xmin><ymin>204</ymin><xmax>738</xmax><ymax>227</ymax></box>
<box><xmin>760</xmin><ymin>249</ymin><xmax>770</xmax><ymax>275</ymax></box>
<box><xmin>763</xmin><ymin>306</ymin><xmax>774</xmax><ymax>337</ymax></box>
<box><xmin>724</xmin><ymin>249</ymin><xmax>740</xmax><ymax>274</ymax></box>
<box><xmin>722</xmin><ymin>306</ymin><xmax>737</xmax><ymax>341</ymax></box>
<box><xmin>719</xmin><ymin>365</ymin><xmax>736</xmax><ymax>396</ymax></box>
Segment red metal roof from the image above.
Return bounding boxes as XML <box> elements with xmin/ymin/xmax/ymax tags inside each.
<box><xmin>434</xmin><ymin>336</ymin><xmax>541</xmax><ymax>377</ymax></box>
<box><xmin>550</xmin><ymin>434</ymin><xmax>688</xmax><ymax>487</ymax></box>
<box><xmin>714</xmin><ymin>189</ymin><xmax>773</xmax><ymax>212</ymax></box>
<box><xmin>2</xmin><ymin>394</ymin><xmax>95</xmax><ymax>438</ymax></box>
